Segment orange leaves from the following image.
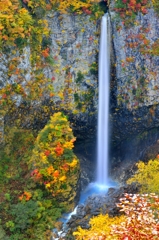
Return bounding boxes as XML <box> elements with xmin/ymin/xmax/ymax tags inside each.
<box><xmin>47</xmin><ymin>165</ymin><xmax>54</xmax><ymax>175</ymax></box>
<box><xmin>55</xmin><ymin>143</ymin><xmax>64</xmax><ymax>156</ymax></box>
<box><xmin>42</xmin><ymin>47</ymin><xmax>50</xmax><ymax>58</ymax></box>
<box><xmin>46</xmin><ymin>3</ymin><xmax>52</xmax><ymax>10</ymax></box>
<box><xmin>2</xmin><ymin>35</ymin><xmax>8</xmax><ymax>41</ymax></box>
<box><xmin>53</xmin><ymin>170</ymin><xmax>60</xmax><ymax>178</ymax></box>
<box><xmin>19</xmin><ymin>191</ymin><xmax>32</xmax><ymax>201</ymax></box>
<box><xmin>126</xmin><ymin>57</ymin><xmax>134</xmax><ymax>63</ymax></box>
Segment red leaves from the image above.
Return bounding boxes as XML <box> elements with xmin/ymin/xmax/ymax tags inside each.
<box><xmin>30</xmin><ymin>169</ymin><xmax>42</xmax><ymax>181</ymax></box>
<box><xmin>141</xmin><ymin>8</ymin><xmax>148</xmax><ymax>14</ymax></box>
<box><xmin>114</xmin><ymin>0</ymin><xmax>148</xmax><ymax>19</ymax></box>
<box><xmin>61</xmin><ymin>163</ymin><xmax>69</xmax><ymax>171</ymax></box>
<box><xmin>113</xmin><ymin>193</ymin><xmax>159</xmax><ymax>239</ymax></box>
<box><xmin>2</xmin><ymin>94</ymin><xmax>7</xmax><ymax>99</ymax></box>
<box><xmin>89</xmin><ymin>36</ymin><xmax>93</xmax><ymax>41</ymax></box>
<box><xmin>122</xmin><ymin>236</ymin><xmax>132</xmax><ymax>240</ymax></box>
<box><xmin>44</xmin><ymin>150</ymin><xmax>50</xmax><ymax>156</ymax></box>
<box><xmin>82</xmin><ymin>7</ymin><xmax>92</xmax><ymax>15</ymax></box>
<box><xmin>55</xmin><ymin>143</ymin><xmax>64</xmax><ymax>156</ymax></box>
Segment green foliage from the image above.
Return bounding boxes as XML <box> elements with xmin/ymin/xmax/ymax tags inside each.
<box><xmin>127</xmin><ymin>159</ymin><xmax>159</xmax><ymax>194</ymax></box>
<box><xmin>0</xmin><ymin>126</ymin><xmax>67</xmax><ymax>239</ymax></box>
<box><xmin>75</xmin><ymin>71</ymin><xmax>84</xmax><ymax>83</ymax></box>
<box><xmin>89</xmin><ymin>62</ymin><xmax>98</xmax><ymax>75</ymax></box>
<box><xmin>74</xmin><ymin>93</ymin><xmax>80</xmax><ymax>102</ymax></box>
<box><xmin>0</xmin><ymin>223</ymin><xmax>7</xmax><ymax>240</ymax></box>
<box><xmin>152</xmin><ymin>0</ymin><xmax>159</xmax><ymax>15</ymax></box>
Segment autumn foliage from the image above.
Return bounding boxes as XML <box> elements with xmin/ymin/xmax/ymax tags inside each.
<box><xmin>127</xmin><ymin>159</ymin><xmax>159</xmax><ymax>194</ymax></box>
<box><xmin>114</xmin><ymin>0</ymin><xmax>149</xmax><ymax>22</ymax></box>
<box><xmin>73</xmin><ymin>193</ymin><xmax>159</xmax><ymax>239</ymax></box>
<box><xmin>29</xmin><ymin>112</ymin><xmax>80</xmax><ymax>201</ymax></box>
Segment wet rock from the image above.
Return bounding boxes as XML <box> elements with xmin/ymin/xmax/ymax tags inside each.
<box><xmin>65</xmin><ymin>183</ymin><xmax>140</xmax><ymax>237</ymax></box>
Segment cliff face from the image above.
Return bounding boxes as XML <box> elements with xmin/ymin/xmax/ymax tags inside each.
<box><xmin>110</xmin><ymin>6</ymin><xmax>159</xmax><ymax>109</ymax></box>
<box><xmin>1</xmin><ymin>3</ymin><xmax>159</xmax><ymax>175</ymax></box>
<box><xmin>0</xmin><ymin>12</ymin><xmax>100</xmax><ymax>159</ymax></box>
<box><xmin>43</xmin><ymin>12</ymin><xmax>100</xmax><ymax>117</ymax></box>
<box><xmin>109</xmin><ymin>2</ymin><xmax>159</xmax><ymax>174</ymax></box>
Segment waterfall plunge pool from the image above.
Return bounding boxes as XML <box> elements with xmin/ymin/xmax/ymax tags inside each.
<box><xmin>52</xmin><ymin>180</ymin><xmax>118</xmax><ymax>239</ymax></box>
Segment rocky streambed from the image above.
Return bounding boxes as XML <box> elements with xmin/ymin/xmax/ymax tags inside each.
<box><xmin>52</xmin><ymin>183</ymin><xmax>139</xmax><ymax>239</ymax></box>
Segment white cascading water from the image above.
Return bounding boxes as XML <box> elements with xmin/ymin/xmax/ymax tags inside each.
<box><xmin>97</xmin><ymin>13</ymin><xmax>110</xmax><ymax>185</ymax></box>
<box><xmin>53</xmin><ymin>14</ymin><xmax>112</xmax><ymax>240</ymax></box>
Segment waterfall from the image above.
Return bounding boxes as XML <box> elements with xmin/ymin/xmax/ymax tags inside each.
<box><xmin>97</xmin><ymin>13</ymin><xmax>110</xmax><ymax>185</ymax></box>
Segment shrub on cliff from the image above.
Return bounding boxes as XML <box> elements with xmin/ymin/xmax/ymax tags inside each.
<box><xmin>127</xmin><ymin>159</ymin><xmax>159</xmax><ymax>194</ymax></box>
<box><xmin>29</xmin><ymin>112</ymin><xmax>80</xmax><ymax>205</ymax></box>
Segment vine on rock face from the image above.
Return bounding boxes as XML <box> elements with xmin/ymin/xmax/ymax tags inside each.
<box><xmin>29</xmin><ymin>112</ymin><xmax>80</xmax><ymax>202</ymax></box>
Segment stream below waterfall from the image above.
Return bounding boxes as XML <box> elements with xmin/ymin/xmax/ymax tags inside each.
<box><xmin>52</xmin><ymin>180</ymin><xmax>118</xmax><ymax>239</ymax></box>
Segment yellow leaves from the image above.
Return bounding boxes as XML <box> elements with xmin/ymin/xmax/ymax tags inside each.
<box><xmin>0</xmin><ymin>0</ymin><xmax>12</xmax><ymax>12</ymax></box>
<box><xmin>45</xmin><ymin>183</ymin><xmax>51</xmax><ymax>188</ymax></box>
<box><xmin>59</xmin><ymin>175</ymin><xmax>66</xmax><ymax>181</ymax></box>
<box><xmin>73</xmin><ymin>214</ymin><xmax>126</xmax><ymax>239</ymax></box>
<box><xmin>68</xmin><ymin>158</ymin><xmax>78</xmax><ymax>168</ymax></box>
<box><xmin>63</xmin><ymin>141</ymin><xmax>74</xmax><ymax>149</ymax></box>
<box><xmin>39</xmin><ymin>152</ymin><xmax>48</xmax><ymax>164</ymax></box>
<box><xmin>94</xmin><ymin>39</ymin><xmax>98</xmax><ymax>45</ymax></box>
<box><xmin>127</xmin><ymin>159</ymin><xmax>159</xmax><ymax>194</ymax></box>
<box><xmin>50</xmin><ymin>0</ymin><xmax>92</xmax><ymax>14</ymax></box>
<box><xmin>58</xmin><ymin>92</ymin><xmax>64</xmax><ymax>99</ymax></box>
<box><xmin>0</xmin><ymin>24</ymin><xmax>4</xmax><ymax>30</ymax></box>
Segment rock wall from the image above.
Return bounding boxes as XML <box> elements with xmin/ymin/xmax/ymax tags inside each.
<box><xmin>44</xmin><ymin>12</ymin><xmax>100</xmax><ymax>114</ymax></box>
<box><xmin>110</xmin><ymin>3</ymin><xmax>159</xmax><ymax>109</ymax></box>
<box><xmin>109</xmin><ymin>2</ymin><xmax>159</xmax><ymax>176</ymax></box>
